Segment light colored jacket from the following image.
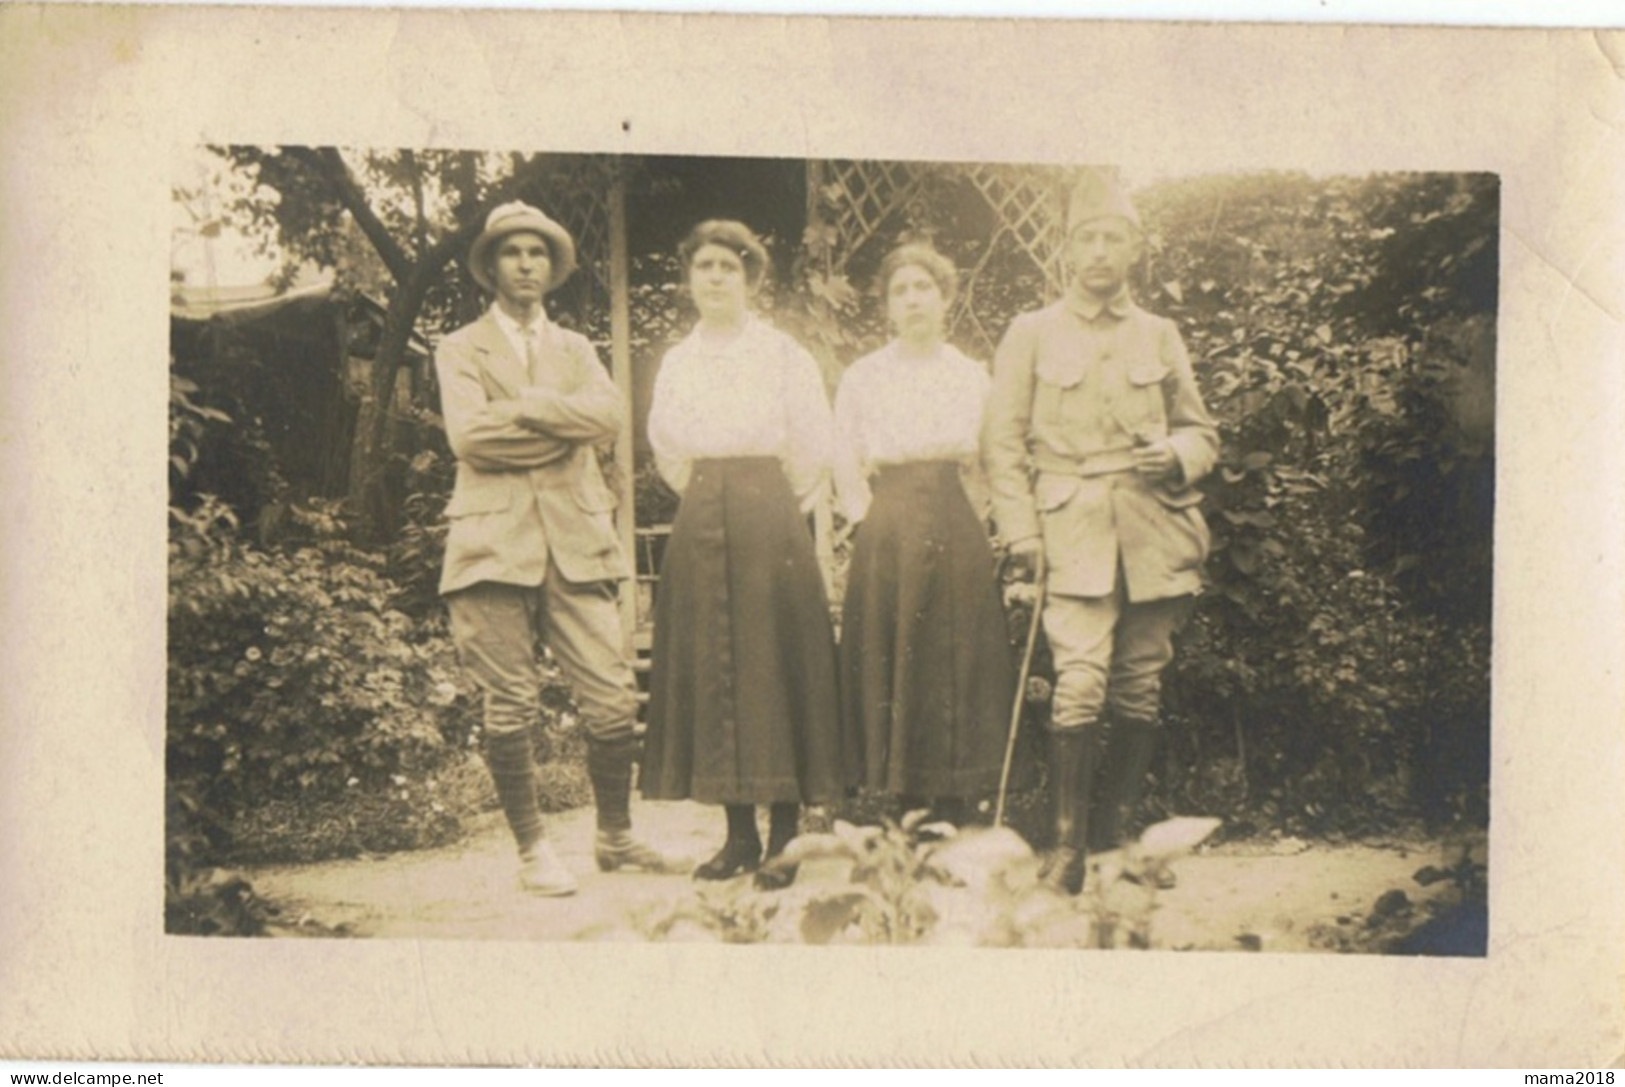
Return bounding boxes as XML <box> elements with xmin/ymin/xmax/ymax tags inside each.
<box><xmin>435</xmin><ymin>312</ymin><xmax>626</xmax><ymax>595</ymax></box>
<box><xmin>983</xmin><ymin>295</ymin><xmax>1219</xmax><ymax>602</ymax></box>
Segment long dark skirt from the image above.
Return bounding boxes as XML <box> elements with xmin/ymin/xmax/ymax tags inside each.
<box><xmin>641</xmin><ymin>457</ymin><xmax>843</xmax><ymax>805</ymax></box>
<box><xmin>840</xmin><ymin>461</ymin><xmax>1016</xmax><ymax>798</ymax></box>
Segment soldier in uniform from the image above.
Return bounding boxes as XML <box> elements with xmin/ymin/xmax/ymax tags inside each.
<box><xmin>982</xmin><ymin>172</ymin><xmax>1218</xmax><ymax>894</ymax></box>
<box><xmin>436</xmin><ymin>201</ymin><xmax>679</xmax><ymax>895</ymax></box>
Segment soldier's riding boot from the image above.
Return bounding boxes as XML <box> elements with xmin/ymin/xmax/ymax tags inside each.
<box><xmin>754</xmin><ymin>802</ymin><xmax>801</xmax><ymax>891</ymax></box>
<box><xmin>487</xmin><ymin>730</ymin><xmax>577</xmax><ymax>896</ymax></box>
<box><xmin>1038</xmin><ymin>727</ymin><xmax>1100</xmax><ymax>895</ymax></box>
<box><xmin>694</xmin><ymin>804</ymin><xmax>762</xmax><ymax>881</ymax></box>
<box><xmin>587</xmin><ymin>735</ymin><xmax>684</xmax><ymax>874</ymax></box>
<box><xmin>1091</xmin><ymin>715</ymin><xmax>1173</xmax><ymax>887</ymax></box>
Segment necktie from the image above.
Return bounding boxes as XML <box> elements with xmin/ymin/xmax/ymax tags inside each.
<box><xmin>520</xmin><ymin>324</ymin><xmax>541</xmax><ymax>384</ymax></box>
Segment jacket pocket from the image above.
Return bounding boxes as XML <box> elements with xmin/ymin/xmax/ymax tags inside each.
<box><xmin>444</xmin><ymin>477</ymin><xmax>512</xmax><ymax>518</ymax></box>
<box><xmin>1120</xmin><ymin>358</ymin><xmax>1172</xmax><ymax>440</ymax></box>
<box><xmin>1034</xmin><ymin>472</ymin><xmax>1081</xmax><ymax>514</ymax></box>
<box><xmin>572</xmin><ymin>473</ymin><xmax>620</xmax><ymax>513</ymax></box>
<box><xmin>1034</xmin><ymin>341</ymin><xmax>1085</xmax><ymax>429</ymax></box>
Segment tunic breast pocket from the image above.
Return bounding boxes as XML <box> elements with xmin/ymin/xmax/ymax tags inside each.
<box><xmin>1123</xmin><ymin>359</ymin><xmax>1171</xmax><ymax>438</ymax></box>
<box><xmin>1034</xmin><ymin>349</ymin><xmax>1085</xmax><ymax>428</ymax></box>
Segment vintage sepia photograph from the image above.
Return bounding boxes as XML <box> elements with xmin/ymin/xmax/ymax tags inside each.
<box><xmin>167</xmin><ymin>147</ymin><xmax>1494</xmax><ymax>953</ymax></box>
<box><xmin>7</xmin><ymin>6</ymin><xmax>1621</xmax><ymax>1068</ymax></box>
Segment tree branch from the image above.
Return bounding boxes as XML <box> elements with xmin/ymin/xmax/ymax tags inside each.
<box><xmin>288</xmin><ymin>146</ymin><xmax>413</xmax><ymax>284</ymax></box>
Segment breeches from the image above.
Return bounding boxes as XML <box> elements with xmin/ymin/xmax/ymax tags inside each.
<box><xmin>1041</xmin><ymin>579</ymin><xmax>1193</xmax><ymax>731</ymax></box>
<box><xmin>446</xmin><ymin>565</ymin><xmax>639</xmax><ymax>743</ymax></box>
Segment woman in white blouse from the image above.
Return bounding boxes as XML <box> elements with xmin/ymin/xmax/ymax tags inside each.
<box><xmin>640</xmin><ymin>220</ymin><xmax>843</xmax><ymax>888</ymax></box>
<box><xmin>833</xmin><ymin>243</ymin><xmax>1016</xmax><ymax>824</ymax></box>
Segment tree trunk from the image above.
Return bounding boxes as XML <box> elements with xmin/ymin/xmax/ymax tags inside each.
<box><xmin>349</xmin><ymin>264</ymin><xmax>436</xmax><ymax>539</ymax></box>
<box><xmin>349</xmin><ymin>226</ymin><xmax>480</xmax><ymax>541</ymax></box>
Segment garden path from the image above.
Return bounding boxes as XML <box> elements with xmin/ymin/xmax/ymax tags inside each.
<box><xmin>242</xmin><ymin>801</ymin><xmax>1480</xmax><ymax>952</ymax></box>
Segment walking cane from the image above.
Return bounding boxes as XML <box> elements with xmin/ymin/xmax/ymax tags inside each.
<box><xmin>994</xmin><ymin>552</ymin><xmax>1046</xmax><ymax>828</ymax></box>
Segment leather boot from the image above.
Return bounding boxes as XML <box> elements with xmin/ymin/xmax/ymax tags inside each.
<box><xmin>694</xmin><ymin>804</ymin><xmax>762</xmax><ymax>881</ymax></box>
<box><xmin>1090</xmin><ymin>716</ymin><xmax>1175</xmax><ymax>888</ymax></box>
<box><xmin>1088</xmin><ymin>716</ymin><xmax>1159</xmax><ymax>853</ymax></box>
<box><xmin>754</xmin><ymin>802</ymin><xmax>801</xmax><ymax>890</ymax></box>
<box><xmin>1038</xmin><ymin>727</ymin><xmax>1101</xmax><ymax>895</ymax></box>
<box><xmin>587</xmin><ymin>736</ymin><xmax>684</xmax><ymax>874</ymax></box>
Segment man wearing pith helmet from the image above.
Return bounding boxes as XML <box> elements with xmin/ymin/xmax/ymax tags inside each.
<box><xmin>982</xmin><ymin>169</ymin><xmax>1218</xmax><ymax>895</ymax></box>
<box><xmin>436</xmin><ymin>200</ymin><xmax>681</xmax><ymax>895</ymax></box>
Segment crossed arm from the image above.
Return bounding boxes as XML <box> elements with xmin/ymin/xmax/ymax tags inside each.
<box><xmin>436</xmin><ymin>336</ymin><xmax>623</xmax><ymax>473</ymax></box>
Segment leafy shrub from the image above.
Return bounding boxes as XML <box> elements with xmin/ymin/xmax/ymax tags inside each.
<box><xmin>167</xmin><ymin>495</ymin><xmax>477</xmax><ymax>855</ymax></box>
<box><xmin>225</xmin><ymin>781</ymin><xmax>463</xmax><ymax>864</ymax></box>
<box><xmin>169</xmin><ymin>337</ymin><xmax>289</xmax><ymax>536</ymax></box>
<box><xmin>1131</xmin><ymin>172</ymin><xmax>1494</xmax><ymax>831</ymax></box>
<box><xmin>384</xmin><ymin>439</ymin><xmax>456</xmax><ymax>622</ymax></box>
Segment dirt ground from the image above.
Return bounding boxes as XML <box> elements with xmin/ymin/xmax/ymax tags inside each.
<box><xmin>241</xmin><ymin>799</ymin><xmax>1483</xmax><ymax>953</ymax></box>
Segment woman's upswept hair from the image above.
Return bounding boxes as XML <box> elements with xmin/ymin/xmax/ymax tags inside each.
<box><xmin>678</xmin><ymin>220</ymin><xmax>771</xmax><ymax>291</ymax></box>
<box><xmin>877</xmin><ymin>242</ymin><xmax>958</xmax><ymax>308</ymax></box>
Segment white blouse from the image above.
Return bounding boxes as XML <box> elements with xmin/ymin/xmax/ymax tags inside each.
<box><xmin>832</xmin><ymin>341</ymin><xmax>992</xmax><ymax>524</ymax></box>
<box><xmin>647</xmin><ymin>315</ymin><xmax>834</xmax><ymax>512</ymax></box>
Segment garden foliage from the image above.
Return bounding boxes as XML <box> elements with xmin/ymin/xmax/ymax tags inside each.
<box><xmin>170</xmin><ymin>163</ymin><xmax>1494</xmax><ymax>908</ymax></box>
<box><xmin>166</xmin><ymin>490</ymin><xmax>475</xmax><ymax>847</ymax></box>
<box><xmin>1137</xmin><ymin>172</ymin><xmax>1494</xmax><ymax>831</ymax></box>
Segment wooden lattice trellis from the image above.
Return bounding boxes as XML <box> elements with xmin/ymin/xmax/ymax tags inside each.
<box><xmin>811</xmin><ymin>159</ymin><xmax>926</xmax><ymax>274</ymax></box>
<box><xmin>962</xmin><ymin>163</ymin><xmax>1073</xmax><ymax>291</ymax></box>
<box><xmin>950</xmin><ymin>164</ymin><xmax>1075</xmax><ymax>352</ymax></box>
<box><xmin>807</xmin><ymin>159</ymin><xmax>1081</xmax><ymax>355</ymax></box>
<box><xmin>545</xmin><ymin>156</ymin><xmax>618</xmax><ymax>323</ymax></box>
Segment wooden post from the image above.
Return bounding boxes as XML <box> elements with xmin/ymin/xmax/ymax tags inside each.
<box><xmin>608</xmin><ymin>161</ymin><xmax>638</xmax><ymax>660</ymax></box>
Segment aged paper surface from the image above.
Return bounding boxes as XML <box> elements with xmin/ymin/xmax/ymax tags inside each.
<box><xmin>2</xmin><ymin>5</ymin><xmax>1622</xmax><ymax>1067</ymax></box>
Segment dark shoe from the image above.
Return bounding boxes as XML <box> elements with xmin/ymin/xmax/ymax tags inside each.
<box><xmin>1038</xmin><ymin>845</ymin><xmax>1086</xmax><ymax>896</ymax></box>
<box><xmin>693</xmin><ymin>839</ymin><xmax>761</xmax><ymax>881</ymax></box>
<box><xmin>594</xmin><ymin>831</ymin><xmax>689</xmax><ymax>875</ymax></box>
<box><xmin>751</xmin><ymin>801</ymin><xmax>801</xmax><ymax>889</ymax></box>
<box><xmin>752</xmin><ymin>862</ymin><xmax>798</xmax><ymax>891</ymax></box>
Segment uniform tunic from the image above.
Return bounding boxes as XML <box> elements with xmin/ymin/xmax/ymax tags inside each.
<box><xmin>833</xmin><ymin>342</ymin><xmax>1016</xmax><ymax>797</ymax></box>
<box><xmin>983</xmin><ymin>290</ymin><xmax>1219</xmax><ymax>602</ymax></box>
<box><xmin>640</xmin><ymin>316</ymin><xmax>844</xmax><ymax>804</ymax></box>
<box><xmin>982</xmin><ymin>288</ymin><xmax>1218</xmax><ymax>729</ymax></box>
